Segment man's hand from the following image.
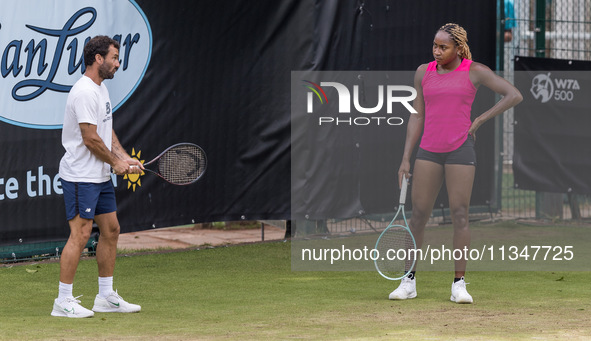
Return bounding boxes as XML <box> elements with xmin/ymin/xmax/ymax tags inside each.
<box><xmin>112</xmin><ymin>158</ymin><xmax>144</xmax><ymax>175</ymax></box>
<box><xmin>127</xmin><ymin>158</ymin><xmax>144</xmax><ymax>174</ymax></box>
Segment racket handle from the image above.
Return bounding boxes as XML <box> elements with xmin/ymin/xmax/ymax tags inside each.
<box><xmin>399</xmin><ymin>175</ymin><xmax>409</xmax><ymax>205</ymax></box>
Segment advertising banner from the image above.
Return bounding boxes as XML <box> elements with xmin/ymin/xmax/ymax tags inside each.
<box><xmin>1</xmin><ymin>0</ymin><xmax>497</xmax><ymax>246</ymax></box>
<box><xmin>0</xmin><ymin>0</ymin><xmax>301</xmax><ymax>245</ymax></box>
<box><xmin>514</xmin><ymin>56</ymin><xmax>591</xmax><ymax>194</ymax></box>
<box><xmin>0</xmin><ymin>1</ymin><xmax>153</xmax><ymax>244</ymax></box>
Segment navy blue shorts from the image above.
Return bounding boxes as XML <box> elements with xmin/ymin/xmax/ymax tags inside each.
<box><xmin>61</xmin><ymin>180</ymin><xmax>117</xmax><ymax>220</ymax></box>
<box><xmin>416</xmin><ymin>135</ymin><xmax>477</xmax><ymax>166</ymax></box>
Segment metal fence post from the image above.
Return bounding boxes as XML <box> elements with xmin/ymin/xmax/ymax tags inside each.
<box><xmin>535</xmin><ymin>0</ymin><xmax>547</xmax><ymax>57</ymax></box>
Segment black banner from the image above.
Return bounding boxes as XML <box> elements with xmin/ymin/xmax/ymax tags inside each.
<box><xmin>0</xmin><ymin>0</ymin><xmax>497</xmax><ymax>245</ymax></box>
<box><xmin>513</xmin><ymin>57</ymin><xmax>591</xmax><ymax>194</ymax></box>
<box><xmin>0</xmin><ymin>0</ymin><xmax>303</xmax><ymax>245</ymax></box>
<box><xmin>293</xmin><ymin>0</ymin><xmax>497</xmax><ymax>217</ymax></box>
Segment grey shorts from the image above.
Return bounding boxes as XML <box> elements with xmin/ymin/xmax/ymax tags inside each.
<box><xmin>416</xmin><ymin>135</ymin><xmax>476</xmax><ymax>166</ymax></box>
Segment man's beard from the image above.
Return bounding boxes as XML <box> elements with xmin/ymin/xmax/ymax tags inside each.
<box><xmin>99</xmin><ymin>64</ymin><xmax>117</xmax><ymax>79</ymax></box>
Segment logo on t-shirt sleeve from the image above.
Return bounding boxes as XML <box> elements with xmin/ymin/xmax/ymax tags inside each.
<box><xmin>103</xmin><ymin>102</ymin><xmax>113</xmax><ymax>123</ymax></box>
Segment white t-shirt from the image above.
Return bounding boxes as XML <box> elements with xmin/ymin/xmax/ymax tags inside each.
<box><xmin>59</xmin><ymin>75</ymin><xmax>113</xmax><ymax>183</ymax></box>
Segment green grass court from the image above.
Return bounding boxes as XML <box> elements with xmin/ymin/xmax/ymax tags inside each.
<box><xmin>2</xmin><ymin>232</ymin><xmax>590</xmax><ymax>340</ymax></box>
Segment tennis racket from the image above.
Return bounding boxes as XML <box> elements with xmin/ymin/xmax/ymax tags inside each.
<box><xmin>374</xmin><ymin>175</ymin><xmax>417</xmax><ymax>280</ymax></box>
<box><xmin>132</xmin><ymin>143</ymin><xmax>207</xmax><ymax>185</ymax></box>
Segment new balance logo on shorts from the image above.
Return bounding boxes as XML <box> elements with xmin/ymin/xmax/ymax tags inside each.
<box><xmin>85</xmin><ymin>208</ymin><xmax>91</xmax><ymax>213</ymax></box>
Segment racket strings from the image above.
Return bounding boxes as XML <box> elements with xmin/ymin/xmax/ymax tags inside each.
<box><xmin>374</xmin><ymin>225</ymin><xmax>416</xmax><ymax>278</ymax></box>
<box><xmin>158</xmin><ymin>145</ymin><xmax>206</xmax><ymax>184</ymax></box>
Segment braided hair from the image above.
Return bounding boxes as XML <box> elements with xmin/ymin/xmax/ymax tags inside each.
<box><xmin>438</xmin><ymin>23</ymin><xmax>472</xmax><ymax>60</ymax></box>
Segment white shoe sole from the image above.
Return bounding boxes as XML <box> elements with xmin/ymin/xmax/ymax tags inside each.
<box><xmin>450</xmin><ymin>295</ymin><xmax>473</xmax><ymax>304</ymax></box>
<box><xmin>389</xmin><ymin>292</ymin><xmax>417</xmax><ymax>300</ymax></box>
<box><xmin>92</xmin><ymin>305</ymin><xmax>141</xmax><ymax>313</ymax></box>
<box><xmin>51</xmin><ymin>311</ymin><xmax>93</xmax><ymax>318</ymax></box>
<box><xmin>51</xmin><ymin>307</ymin><xmax>94</xmax><ymax>318</ymax></box>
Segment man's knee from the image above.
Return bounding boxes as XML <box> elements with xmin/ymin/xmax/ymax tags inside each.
<box><xmin>107</xmin><ymin>224</ymin><xmax>120</xmax><ymax>238</ymax></box>
<box><xmin>70</xmin><ymin>232</ymin><xmax>92</xmax><ymax>247</ymax></box>
<box><xmin>100</xmin><ymin>222</ymin><xmax>120</xmax><ymax>240</ymax></box>
<box><xmin>68</xmin><ymin>218</ymin><xmax>93</xmax><ymax>244</ymax></box>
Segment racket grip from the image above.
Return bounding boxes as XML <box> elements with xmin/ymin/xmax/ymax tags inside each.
<box><xmin>399</xmin><ymin>176</ymin><xmax>409</xmax><ymax>205</ymax></box>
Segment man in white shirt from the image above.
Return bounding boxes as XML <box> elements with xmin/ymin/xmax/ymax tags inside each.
<box><xmin>52</xmin><ymin>36</ymin><xmax>144</xmax><ymax>318</ymax></box>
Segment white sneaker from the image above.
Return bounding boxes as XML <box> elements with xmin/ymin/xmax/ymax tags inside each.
<box><xmin>92</xmin><ymin>290</ymin><xmax>141</xmax><ymax>313</ymax></box>
<box><xmin>450</xmin><ymin>276</ymin><xmax>473</xmax><ymax>304</ymax></box>
<box><xmin>389</xmin><ymin>276</ymin><xmax>417</xmax><ymax>300</ymax></box>
<box><xmin>51</xmin><ymin>296</ymin><xmax>94</xmax><ymax>318</ymax></box>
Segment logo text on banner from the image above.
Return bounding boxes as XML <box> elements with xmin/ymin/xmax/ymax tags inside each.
<box><xmin>530</xmin><ymin>72</ymin><xmax>580</xmax><ymax>103</ymax></box>
<box><xmin>0</xmin><ymin>0</ymin><xmax>152</xmax><ymax>129</ymax></box>
<box><xmin>295</xmin><ymin>72</ymin><xmax>417</xmax><ymax>127</ymax></box>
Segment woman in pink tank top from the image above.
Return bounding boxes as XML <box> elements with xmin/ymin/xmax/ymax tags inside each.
<box><xmin>389</xmin><ymin>23</ymin><xmax>522</xmax><ymax>304</ymax></box>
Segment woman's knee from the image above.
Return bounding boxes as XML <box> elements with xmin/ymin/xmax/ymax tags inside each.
<box><xmin>410</xmin><ymin>206</ymin><xmax>432</xmax><ymax>227</ymax></box>
<box><xmin>451</xmin><ymin>206</ymin><xmax>469</xmax><ymax>227</ymax></box>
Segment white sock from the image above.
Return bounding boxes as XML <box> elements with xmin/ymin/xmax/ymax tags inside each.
<box><xmin>98</xmin><ymin>276</ymin><xmax>114</xmax><ymax>298</ymax></box>
<box><xmin>58</xmin><ymin>282</ymin><xmax>73</xmax><ymax>301</ymax></box>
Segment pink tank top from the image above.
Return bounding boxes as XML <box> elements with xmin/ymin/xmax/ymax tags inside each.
<box><xmin>419</xmin><ymin>59</ymin><xmax>477</xmax><ymax>153</ymax></box>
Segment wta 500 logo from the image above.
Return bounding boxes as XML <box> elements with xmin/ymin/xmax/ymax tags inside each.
<box><xmin>302</xmin><ymin>79</ymin><xmax>417</xmax><ymax>126</ymax></box>
<box><xmin>0</xmin><ymin>0</ymin><xmax>152</xmax><ymax>129</ymax></box>
<box><xmin>530</xmin><ymin>73</ymin><xmax>580</xmax><ymax>103</ymax></box>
